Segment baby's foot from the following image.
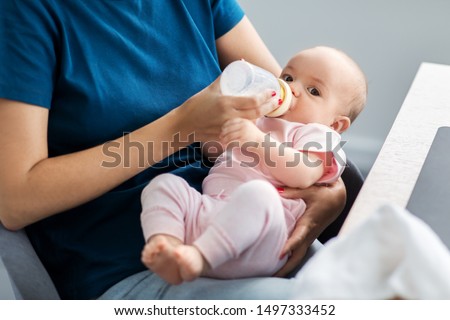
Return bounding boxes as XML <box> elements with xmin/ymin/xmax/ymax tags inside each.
<box><xmin>173</xmin><ymin>245</ymin><xmax>209</xmax><ymax>282</ymax></box>
<box><xmin>141</xmin><ymin>235</ymin><xmax>183</xmax><ymax>285</ymax></box>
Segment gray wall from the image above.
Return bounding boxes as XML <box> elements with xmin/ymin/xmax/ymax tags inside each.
<box><xmin>238</xmin><ymin>0</ymin><xmax>450</xmax><ymax>176</ymax></box>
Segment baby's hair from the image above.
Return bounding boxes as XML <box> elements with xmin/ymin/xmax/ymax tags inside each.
<box><xmin>328</xmin><ymin>47</ymin><xmax>368</xmax><ymax>123</ymax></box>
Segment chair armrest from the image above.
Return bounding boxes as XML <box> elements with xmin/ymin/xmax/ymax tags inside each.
<box><xmin>0</xmin><ymin>257</ymin><xmax>15</xmax><ymax>299</ymax></box>
<box><xmin>0</xmin><ymin>223</ymin><xmax>60</xmax><ymax>299</ymax></box>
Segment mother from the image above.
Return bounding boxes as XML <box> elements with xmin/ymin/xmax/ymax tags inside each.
<box><xmin>0</xmin><ymin>0</ymin><xmax>347</xmax><ymax>299</ymax></box>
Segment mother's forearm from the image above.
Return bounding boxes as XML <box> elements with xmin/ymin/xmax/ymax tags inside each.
<box><xmin>0</xmin><ymin>108</ymin><xmax>192</xmax><ymax>230</ymax></box>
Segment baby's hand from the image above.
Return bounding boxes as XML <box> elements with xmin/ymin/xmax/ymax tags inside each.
<box><xmin>220</xmin><ymin>118</ymin><xmax>265</xmax><ymax>147</ymax></box>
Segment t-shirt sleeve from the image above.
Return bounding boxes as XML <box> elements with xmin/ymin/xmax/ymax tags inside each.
<box><xmin>211</xmin><ymin>0</ymin><xmax>245</xmax><ymax>39</ymax></box>
<box><xmin>0</xmin><ymin>0</ymin><xmax>57</xmax><ymax>108</ymax></box>
<box><xmin>292</xmin><ymin>123</ymin><xmax>346</xmax><ymax>184</ymax></box>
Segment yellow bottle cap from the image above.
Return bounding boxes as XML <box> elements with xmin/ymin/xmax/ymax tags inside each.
<box><xmin>265</xmin><ymin>79</ymin><xmax>293</xmax><ymax>117</ymax></box>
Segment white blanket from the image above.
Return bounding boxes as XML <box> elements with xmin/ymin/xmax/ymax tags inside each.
<box><xmin>295</xmin><ymin>204</ymin><xmax>450</xmax><ymax>299</ymax></box>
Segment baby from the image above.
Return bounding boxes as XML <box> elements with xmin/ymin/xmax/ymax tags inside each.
<box><xmin>140</xmin><ymin>46</ymin><xmax>367</xmax><ymax>284</ymax></box>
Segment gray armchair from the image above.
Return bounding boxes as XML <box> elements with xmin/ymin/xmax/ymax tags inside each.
<box><xmin>0</xmin><ymin>223</ymin><xmax>60</xmax><ymax>299</ymax></box>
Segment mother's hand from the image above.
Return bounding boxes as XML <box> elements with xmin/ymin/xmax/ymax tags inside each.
<box><xmin>178</xmin><ymin>77</ymin><xmax>278</xmax><ymax>142</ymax></box>
<box><xmin>274</xmin><ymin>178</ymin><xmax>346</xmax><ymax>277</ymax></box>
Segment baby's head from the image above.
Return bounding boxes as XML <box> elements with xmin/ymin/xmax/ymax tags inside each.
<box><xmin>277</xmin><ymin>46</ymin><xmax>367</xmax><ymax>133</ymax></box>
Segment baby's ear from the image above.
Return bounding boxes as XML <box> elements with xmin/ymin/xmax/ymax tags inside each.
<box><xmin>331</xmin><ymin>116</ymin><xmax>351</xmax><ymax>133</ymax></box>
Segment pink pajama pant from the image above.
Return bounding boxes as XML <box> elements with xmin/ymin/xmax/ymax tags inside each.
<box><xmin>140</xmin><ymin>173</ymin><xmax>306</xmax><ymax>279</ymax></box>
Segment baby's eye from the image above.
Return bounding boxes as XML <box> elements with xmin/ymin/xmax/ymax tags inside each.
<box><xmin>307</xmin><ymin>87</ymin><xmax>320</xmax><ymax>96</ymax></box>
<box><xmin>282</xmin><ymin>74</ymin><xmax>293</xmax><ymax>82</ymax></box>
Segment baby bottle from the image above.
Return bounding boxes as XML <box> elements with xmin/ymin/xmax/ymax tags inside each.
<box><xmin>220</xmin><ymin>60</ymin><xmax>292</xmax><ymax>117</ymax></box>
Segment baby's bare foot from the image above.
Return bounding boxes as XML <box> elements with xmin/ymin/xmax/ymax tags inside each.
<box><xmin>174</xmin><ymin>245</ymin><xmax>209</xmax><ymax>282</ymax></box>
<box><xmin>141</xmin><ymin>235</ymin><xmax>183</xmax><ymax>285</ymax></box>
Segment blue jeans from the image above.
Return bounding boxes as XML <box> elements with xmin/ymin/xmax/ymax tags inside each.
<box><xmin>98</xmin><ymin>241</ymin><xmax>322</xmax><ymax>299</ymax></box>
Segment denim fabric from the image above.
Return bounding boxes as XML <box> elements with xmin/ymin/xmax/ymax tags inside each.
<box><xmin>98</xmin><ymin>241</ymin><xmax>322</xmax><ymax>300</ymax></box>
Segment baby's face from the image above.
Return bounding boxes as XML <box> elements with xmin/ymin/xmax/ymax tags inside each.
<box><xmin>277</xmin><ymin>47</ymin><xmax>357</xmax><ymax>132</ymax></box>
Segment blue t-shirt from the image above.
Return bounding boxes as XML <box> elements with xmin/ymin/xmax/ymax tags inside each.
<box><xmin>0</xmin><ymin>0</ymin><xmax>244</xmax><ymax>299</ymax></box>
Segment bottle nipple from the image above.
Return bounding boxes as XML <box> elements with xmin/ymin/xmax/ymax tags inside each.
<box><xmin>265</xmin><ymin>79</ymin><xmax>293</xmax><ymax>117</ymax></box>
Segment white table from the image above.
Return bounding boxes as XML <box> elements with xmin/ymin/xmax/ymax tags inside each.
<box><xmin>341</xmin><ymin>62</ymin><xmax>450</xmax><ymax>234</ymax></box>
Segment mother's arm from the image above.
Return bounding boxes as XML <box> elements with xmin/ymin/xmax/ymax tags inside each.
<box><xmin>0</xmin><ymin>98</ymin><xmax>194</xmax><ymax>230</ymax></box>
<box><xmin>0</xmin><ymin>83</ymin><xmax>277</xmax><ymax>230</ymax></box>
<box><xmin>216</xmin><ymin>16</ymin><xmax>282</xmax><ymax>76</ymax></box>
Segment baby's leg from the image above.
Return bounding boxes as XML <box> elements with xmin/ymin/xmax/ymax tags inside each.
<box><xmin>194</xmin><ymin>180</ymin><xmax>287</xmax><ymax>278</ymax></box>
<box><xmin>140</xmin><ymin>174</ymin><xmax>204</xmax><ymax>284</ymax></box>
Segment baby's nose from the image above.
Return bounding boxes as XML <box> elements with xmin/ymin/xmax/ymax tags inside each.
<box><xmin>290</xmin><ymin>84</ymin><xmax>300</xmax><ymax>97</ymax></box>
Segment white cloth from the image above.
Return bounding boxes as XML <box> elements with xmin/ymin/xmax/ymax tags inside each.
<box><xmin>295</xmin><ymin>204</ymin><xmax>450</xmax><ymax>299</ymax></box>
